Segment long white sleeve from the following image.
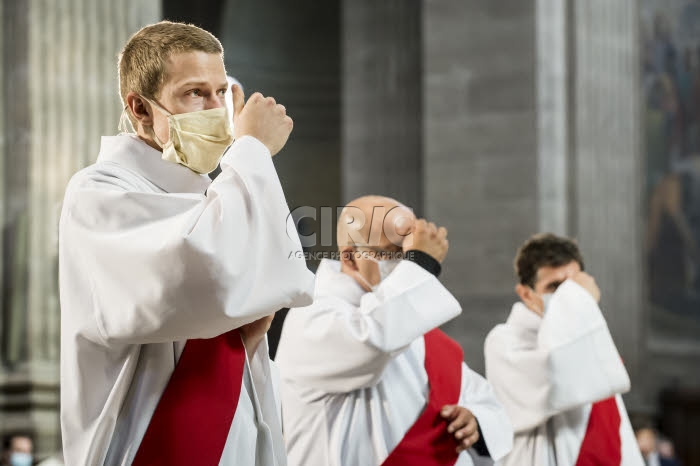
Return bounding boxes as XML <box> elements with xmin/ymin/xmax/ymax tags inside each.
<box><xmin>60</xmin><ymin>136</ymin><xmax>314</xmax><ymax>346</ymax></box>
<box><xmin>484</xmin><ymin>280</ymin><xmax>630</xmax><ymax>433</ymax></box>
<box><xmin>537</xmin><ymin>280</ymin><xmax>630</xmax><ymax>411</ymax></box>
<box><xmin>459</xmin><ymin>363</ymin><xmax>514</xmax><ymax>463</ymax></box>
<box><xmin>276</xmin><ymin>260</ymin><xmax>461</xmax><ymax>394</ymax></box>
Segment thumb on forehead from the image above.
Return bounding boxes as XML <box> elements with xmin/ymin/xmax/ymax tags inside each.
<box><xmin>394</xmin><ymin>215</ymin><xmax>414</xmax><ymax>236</ymax></box>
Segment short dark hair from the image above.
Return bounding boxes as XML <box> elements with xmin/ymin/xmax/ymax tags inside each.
<box><xmin>514</xmin><ymin>233</ymin><xmax>585</xmax><ymax>288</ymax></box>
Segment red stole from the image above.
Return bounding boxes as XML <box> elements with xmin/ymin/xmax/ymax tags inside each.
<box><xmin>574</xmin><ymin>396</ymin><xmax>622</xmax><ymax>466</ymax></box>
<box><xmin>132</xmin><ymin>329</ymin><xmax>246</xmax><ymax>466</ymax></box>
<box><xmin>381</xmin><ymin>328</ymin><xmax>464</xmax><ymax>466</ymax></box>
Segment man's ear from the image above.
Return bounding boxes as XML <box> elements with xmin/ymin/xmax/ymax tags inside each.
<box><xmin>126</xmin><ymin>92</ymin><xmax>154</xmax><ymax>127</ymax></box>
<box><xmin>515</xmin><ymin>283</ymin><xmax>529</xmax><ymax>302</ymax></box>
<box><xmin>515</xmin><ymin>283</ymin><xmax>543</xmax><ymax>315</ymax></box>
<box><xmin>339</xmin><ymin>246</ymin><xmax>358</xmax><ymax>272</ymax></box>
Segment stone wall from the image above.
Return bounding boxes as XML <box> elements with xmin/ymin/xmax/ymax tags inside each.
<box><xmin>0</xmin><ymin>0</ymin><xmax>160</xmax><ymax>454</ymax></box>
<box><xmin>424</xmin><ymin>0</ymin><xmax>538</xmax><ymax>372</ymax></box>
<box><xmin>342</xmin><ymin>0</ymin><xmax>423</xmax><ymax>213</ymax></box>
<box><xmin>220</xmin><ymin>0</ymin><xmax>342</xmax><ymax>261</ymax></box>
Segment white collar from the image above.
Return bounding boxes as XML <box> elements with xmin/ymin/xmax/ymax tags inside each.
<box><xmin>314</xmin><ymin>259</ymin><xmax>366</xmax><ymax>306</ymax></box>
<box><xmin>506</xmin><ymin>302</ymin><xmax>543</xmax><ymax>331</ymax></box>
<box><xmin>96</xmin><ymin>134</ymin><xmax>212</xmax><ymax>194</ymax></box>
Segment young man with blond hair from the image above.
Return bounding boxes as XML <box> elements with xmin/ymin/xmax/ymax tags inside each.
<box><xmin>59</xmin><ymin>21</ymin><xmax>313</xmax><ymax>465</ymax></box>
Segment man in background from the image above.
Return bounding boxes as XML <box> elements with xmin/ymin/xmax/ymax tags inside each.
<box><xmin>1</xmin><ymin>433</ymin><xmax>32</xmax><ymax>466</ymax></box>
<box><xmin>277</xmin><ymin>195</ymin><xmax>513</xmax><ymax>466</ymax></box>
<box><xmin>636</xmin><ymin>427</ymin><xmax>681</xmax><ymax>466</ymax></box>
<box><xmin>485</xmin><ymin>233</ymin><xmax>644</xmax><ymax>466</ymax></box>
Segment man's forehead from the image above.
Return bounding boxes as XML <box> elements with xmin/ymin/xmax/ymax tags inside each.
<box><xmin>535</xmin><ymin>261</ymin><xmax>581</xmax><ymax>284</ymax></box>
<box><xmin>338</xmin><ymin>202</ymin><xmax>414</xmax><ymax>247</ymax></box>
<box><xmin>10</xmin><ymin>436</ymin><xmax>31</xmax><ymax>448</ymax></box>
<box><xmin>384</xmin><ymin>204</ymin><xmax>414</xmax><ymax>221</ymax></box>
<box><xmin>163</xmin><ymin>51</ymin><xmax>227</xmax><ymax>87</ymax></box>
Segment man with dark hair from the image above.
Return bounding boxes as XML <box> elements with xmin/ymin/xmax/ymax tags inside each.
<box><xmin>1</xmin><ymin>433</ymin><xmax>32</xmax><ymax>466</ymax></box>
<box><xmin>484</xmin><ymin>233</ymin><xmax>644</xmax><ymax>466</ymax></box>
<box><xmin>513</xmin><ymin>234</ymin><xmax>585</xmax><ymax>292</ymax></box>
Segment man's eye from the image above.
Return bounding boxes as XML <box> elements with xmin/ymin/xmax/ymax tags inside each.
<box><xmin>189</xmin><ymin>89</ymin><xmax>201</xmax><ymax>97</ymax></box>
<box><xmin>217</xmin><ymin>89</ymin><xmax>227</xmax><ymax>95</ymax></box>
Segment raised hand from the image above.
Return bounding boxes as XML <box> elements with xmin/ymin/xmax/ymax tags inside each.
<box><xmin>231</xmin><ymin>84</ymin><xmax>293</xmax><ymax>156</ymax></box>
<box><xmin>402</xmin><ymin>219</ymin><xmax>449</xmax><ymax>263</ymax></box>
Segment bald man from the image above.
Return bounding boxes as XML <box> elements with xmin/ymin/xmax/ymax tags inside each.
<box><xmin>276</xmin><ymin>196</ymin><xmax>513</xmax><ymax>466</ymax></box>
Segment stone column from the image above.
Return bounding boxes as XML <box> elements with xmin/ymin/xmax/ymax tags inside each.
<box><xmin>217</xmin><ymin>0</ymin><xmax>342</xmax><ymax>355</ymax></box>
<box><xmin>536</xmin><ymin>0</ymin><xmax>571</xmax><ymax>235</ymax></box>
<box><xmin>569</xmin><ymin>0</ymin><xmax>645</xmax><ymax>406</ymax></box>
<box><xmin>1</xmin><ymin>0</ymin><xmax>31</xmax><ymax>369</ymax></box>
<box><xmin>0</xmin><ymin>0</ymin><xmax>5</xmax><ymax>378</ymax></box>
<box><xmin>0</xmin><ymin>0</ymin><xmax>160</xmax><ymax>454</ymax></box>
<box><xmin>220</xmin><ymin>0</ymin><xmax>341</xmax><ymax>257</ymax></box>
<box><xmin>342</xmin><ymin>0</ymin><xmax>423</xmax><ymax>212</ymax></box>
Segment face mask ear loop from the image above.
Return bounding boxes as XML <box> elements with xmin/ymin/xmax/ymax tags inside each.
<box><xmin>363</xmin><ymin>254</ymin><xmax>383</xmax><ymax>292</ymax></box>
<box><xmin>118</xmin><ymin>105</ymin><xmax>136</xmax><ymax>134</ymax></box>
<box><xmin>142</xmin><ymin>96</ymin><xmax>172</xmax><ymax>117</ymax></box>
<box><xmin>141</xmin><ymin>97</ymin><xmax>171</xmax><ymax>149</ymax></box>
<box><xmin>149</xmin><ymin>125</ymin><xmax>167</xmax><ymax>149</ymax></box>
<box><xmin>355</xmin><ymin>270</ymin><xmax>377</xmax><ymax>293</ymax></box>
<box><xmin>350</xmin><ymin>249</ymin><xmax>379</xmax><ymax>292</ymax></box>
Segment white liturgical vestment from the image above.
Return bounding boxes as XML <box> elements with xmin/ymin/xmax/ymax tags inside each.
<box><xmin>484</xmin><ymin>280</ymin><xmax>645</xmax><ymax>466</ymax></box>
<box><xmin>59</xmin><ymin>134</ymin><xmax>314</xmax><ymax>465</ymax></box>
<box><xmin>276</xmin><ymin>259</ymin><xmax>514</xmax><ymax>466</ymax></box>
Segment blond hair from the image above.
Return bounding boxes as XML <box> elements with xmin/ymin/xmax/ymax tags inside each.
<box><xmin>118</xmin><ymin>21</ymin><xmax>223</xmax><ymax>112</ymax></box>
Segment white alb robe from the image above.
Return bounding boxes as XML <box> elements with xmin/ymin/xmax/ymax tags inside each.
<box><xmin>484</xmin><ymin>280</ymin><xmax>645</xmax><ymax>466</ymax></box>
<box><xmin>59</xmin><ymin>134</ymin><xmax>314</xmax><ymax>466</ymax></box>
<box><xmin>276</xmin><ymin>259</ymin><xmax>514</xmax><ymax>466</ymax></box>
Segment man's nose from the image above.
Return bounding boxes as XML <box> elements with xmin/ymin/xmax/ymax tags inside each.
<box><xmin>204</xmin><ymin>96</ymin><xmax>225</xmax><ymax>110</ymax></box>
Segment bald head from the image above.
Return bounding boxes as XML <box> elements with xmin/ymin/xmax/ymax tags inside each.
<box><xmin>337</xmin><ymin>195</ymin><xmax>415</xmax><ymax>250</ymax></box>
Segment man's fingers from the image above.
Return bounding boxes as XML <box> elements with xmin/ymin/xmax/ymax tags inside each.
<box><xmin>394</xmin><ymin>215</ymin><xmax>414</xmax><ymax>237</ymax></box>
<box><xmin>447</xmin><ymin>417</ymin><xmax>466</xmax><ymax>434</ymax></box>
<box><xmin>447</xmin><ymin>410</ymin><xmax>471</xmax><ymax>433</ymax></box>
<box><xmin>456</xmin><ymin>431</ymin><xmax>480</xmax><ymax>453</ymax></box>
<box><xmin>437</xmin><ymin>226</ymin><xmax>448</xmax><ymax>239</ymax></box>
<box><xmin>394</xmin><ymin>217</ymin><xmax>413</xmax><ymax>237</ymax></box>
<box><xmin>428</xmin><ymin>222</ymin><xmax>437</xmax><ymax>236</ymax></box>
<box><xmin>248</xmin><ymin>92</ymin><xmax>264</xmax><ymax>104</ymax></box>
<box><xmin>231</xmin><ymin>84</ymin><xmax>245</xmax><ymax>118</ymax></box>
<box><xmin>454</xmin><ymin>419</ymin><xmax>477</xmax><ymax>440</ymax></box>
<box><xmin>440</xmin><ymin>404</ymin><xmax>456</xmax><ymax>419</ymax></box>
<box><xmin>465</xmin><ymin>431</ymin><xmax>480</xmax><ymax>448</ymax></box>
<box><xmin>276</xmin><ymin>104</ymin><xmax>287</xmax><ymax>115</ymax></box>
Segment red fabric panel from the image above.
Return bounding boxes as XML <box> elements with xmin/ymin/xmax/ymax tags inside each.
<box><xmin>132</xmin><ymin>329</ymin><xmax>246</xmax><ymax>466</ymax></box>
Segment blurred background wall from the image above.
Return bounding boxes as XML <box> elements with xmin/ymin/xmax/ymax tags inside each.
<box><xmin>0</xmin><ymin>0</ymin><xmax>699</xmax><ymax>463</ymax></box>
<box><xmin>0</xmin><ymin>0</ymin><xmax>161</xmax><ymax>454</ymax></box>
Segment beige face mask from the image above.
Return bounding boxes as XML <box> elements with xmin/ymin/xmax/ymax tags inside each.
<box><xmin>143</xmin><ymin>98</ymin><xmax>234</xmax><ymax>174</ymax></box>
